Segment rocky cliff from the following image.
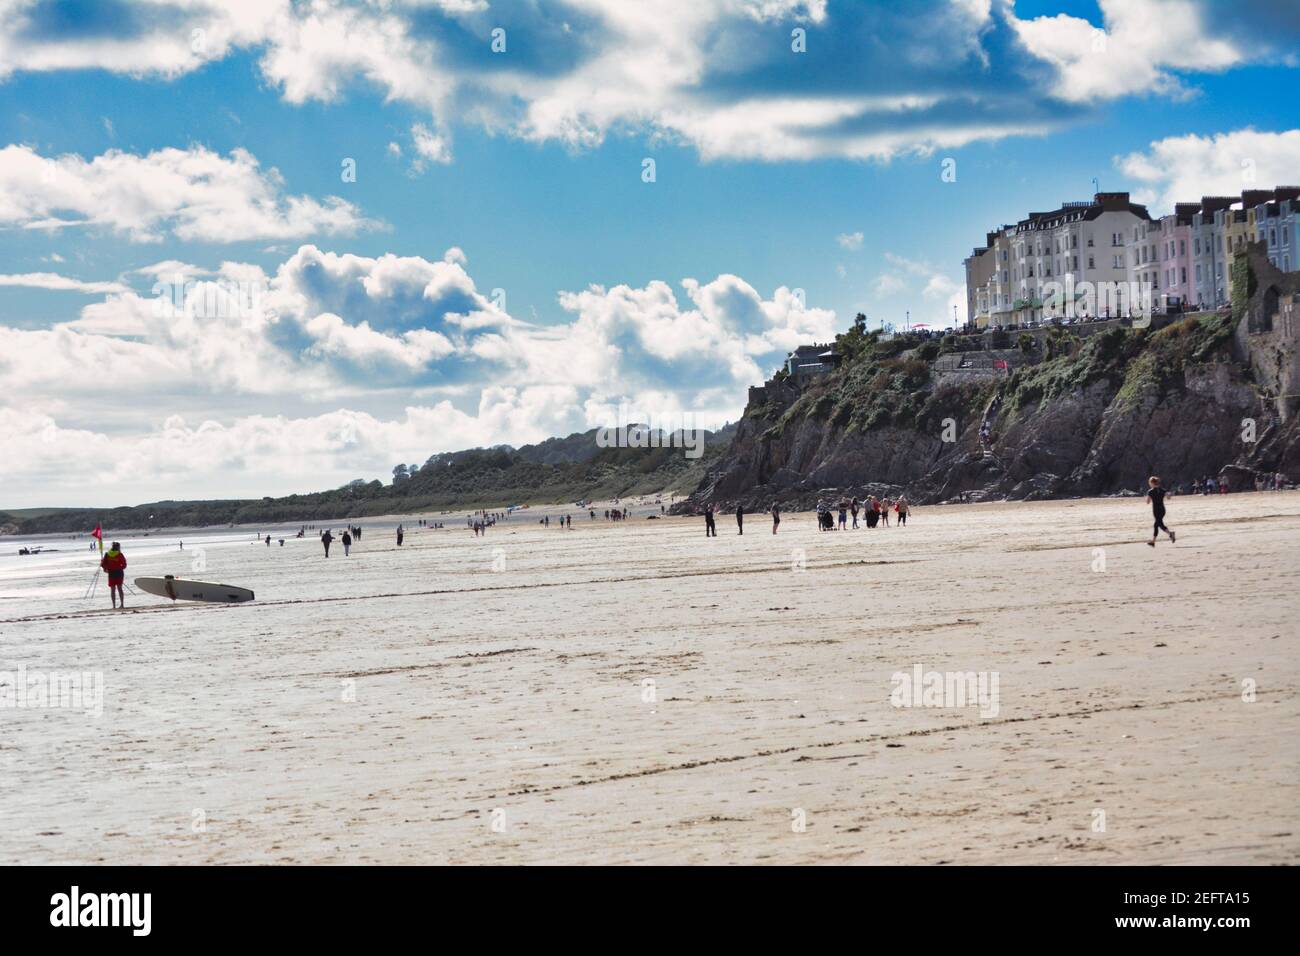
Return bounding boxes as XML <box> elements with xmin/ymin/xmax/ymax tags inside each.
<box><xmin>681</xmin><ymin>309</ymin><xmax>1299</xmax><ymax>510</ymax></box>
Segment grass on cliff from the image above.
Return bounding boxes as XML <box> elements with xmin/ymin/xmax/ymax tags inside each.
<box><xmin>1004</xmin><ymin>312</ymin><xmax>1236</xmax><ymax>413</ymax></box>
<box><xmin>764</xmin><ymin>327</ymin><xmax>992</xmax><ymax>439</ymax></box>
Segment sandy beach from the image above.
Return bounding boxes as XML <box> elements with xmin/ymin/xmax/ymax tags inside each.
<box><xmin>1</xmin><ymin>493</ymin><xmax>1297</xmax><ymax>865</ymax></box>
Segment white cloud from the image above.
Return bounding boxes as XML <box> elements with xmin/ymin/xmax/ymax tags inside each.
<box><xmin>0</xmin><ymin>1</ymin><xmax>1287</xmax><ymax>165</ymax></box>
<box><xmin>1</xmin><ymin>243</ymin><xmax>839</xmax><ymax>503</ymax></box>
<box><xmin>0</xmin><ymin>144</ymin><xmax>375</xmax><ymax>242</ymax></box>
<box><xmin>1116</xmin><ymin>128</ymin><xmax>1300</xmax><ymax>212</ymax></box>
<box><xmin>0</xmin><ymin>0</ymin><xmax>286</xmax><ymax>81</ymax></box>
<box><xmin>1008</xmin><ymin>0</ymin><xmax>1243</xmax><ymax>103</ymax></box>
<box><xmin>0</xmin><ymin>272</ymin><xmax>127</xmax><ymax>294</ymax></box>
<box><xmin>872</xmin><ymin>274</ymin><xmax>906</xmax><ymax>296</ymax></box>
<box><xmin>410</xmin><ymin>123</ymin><xmax>453</xmax><ymax>170</ymax></box>
<box><xmin>836</xmin><ymin>231</ymin><xmax>864</xmax><ymax>251</ymax></box>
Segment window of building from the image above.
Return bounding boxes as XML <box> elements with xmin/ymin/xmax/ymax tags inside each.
<box><xmin>1088</xmin><ymin>256</ymin><xmax>1095</xmax><ymax>269</ymax></box>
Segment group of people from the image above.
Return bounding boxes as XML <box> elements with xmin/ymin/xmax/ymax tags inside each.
<box><xmin>699</xmin><ymin>496</ymin><xmax>910</xmax><ymax>536</ymax></box>
<box><xmin>318</xmin><ymin>524</ymin><xmax>378</xmax><ymax>556</ymax></box>
<box><xmin>816</xmin><ymin>495</ymin><xmax>909</xmax><ymax>531</ymax></box>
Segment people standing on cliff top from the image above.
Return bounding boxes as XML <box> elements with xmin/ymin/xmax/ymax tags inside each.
<box><xmin>704</xmin><ymin>502</ymin><xmax>717</xmax><ymax>537</ymax></box>
<box><xmin>1145</xmin><ymin>476</ymin><xmax>1176</xmax><ymax>547</ymax></box>
<box><xmin>770</xmin><ymin>501</ymin><xmax>781</xmax><ymax>534</ymax></box>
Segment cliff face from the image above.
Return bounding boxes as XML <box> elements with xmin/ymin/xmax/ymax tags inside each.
<box><xmin>684</xmin><ymin>312</ymin><xmax>1297</xmax><ymax>509</ymax></box>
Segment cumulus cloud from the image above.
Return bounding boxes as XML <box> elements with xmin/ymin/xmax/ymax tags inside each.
<box><xmin>2</xmin><ymin>1</ymin><xmax>1287</xmax><ymax>163</ymax></box>
<box><xmin>1</xmin><ymin>243</ymin><xmax>838</xmax><ymax>503</ymax></box>
<box><xmin>836</xmin><ymin>231</ymin><xmax>864</xmax><ymax>251</ymax></box>
<box><xmin>1009</xmin><ymin>0</ymin><xmax>1242</xmax><ymax>103</ymax></box>
<box><xmin>0</xmin><ymin>144</ymin><xmax>375</xmax><ymax>242</ymax></box>
<box><xmin>1115</xmin><ymin>128</ymin><xmax>1300</xmax><ymax>212</ymax></box>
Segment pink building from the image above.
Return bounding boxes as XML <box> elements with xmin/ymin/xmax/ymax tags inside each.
<box><xmin>1152</xmin><ymin>203</ymin><xmax>1198</xmax><ymax>309</ymax></box>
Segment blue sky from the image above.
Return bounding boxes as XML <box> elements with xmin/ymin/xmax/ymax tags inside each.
<box><xmin>1</xmin><ymin>0</ymin><xmax>1297</xmax><ymax>506</ymax></box>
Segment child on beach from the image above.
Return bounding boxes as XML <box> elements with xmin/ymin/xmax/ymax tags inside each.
<box><xmin>1145</xmin><ymin>476</ymin><xmax>1176</xmax><ymax>547</ymax></box>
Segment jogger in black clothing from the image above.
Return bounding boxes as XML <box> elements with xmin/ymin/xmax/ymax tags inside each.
<box><xmin>1146</xmin><ymin>476</ymin><xmax>1176</xmax><ymax>546</ymax></box>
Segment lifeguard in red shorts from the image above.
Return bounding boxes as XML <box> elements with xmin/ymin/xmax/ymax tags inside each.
<box><xmin>100</xmin><ymin>541</ymin><xmax>128</xmax><ymax>609</ymax></box>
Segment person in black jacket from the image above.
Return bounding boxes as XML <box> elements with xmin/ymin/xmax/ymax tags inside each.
<box><xmin>1145</xmin><ymin>476</ymin><xmax>1176</xmax><ymax>547</ymax></box>
<box><xmin>735</xmin><ymin>503</ymin><xmax>744</xmax><ymax>535</ymax></box>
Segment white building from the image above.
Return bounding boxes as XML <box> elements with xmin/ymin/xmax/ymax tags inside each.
<box><xmin>965</xmin><ymin>192</ymin><xmax>1153</xmax><ymax>327</ymax></box>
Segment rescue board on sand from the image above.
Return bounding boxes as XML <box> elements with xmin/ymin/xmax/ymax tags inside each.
<box><xmin>134</xmin><ymin>575</ymin><xmax>255</xmax><ymax>603</ymax></box>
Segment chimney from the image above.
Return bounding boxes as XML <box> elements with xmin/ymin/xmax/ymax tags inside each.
<box><xmin>1199</xmin><ymin>196</ymin><xmax>1236</xmax><ymax>217</ymax></box>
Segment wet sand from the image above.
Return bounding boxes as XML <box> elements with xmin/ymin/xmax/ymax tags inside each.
<box><xmin>2</xmin><ymin>494</ymin><xmax>1297</xmax><ymax>864</ymax></box>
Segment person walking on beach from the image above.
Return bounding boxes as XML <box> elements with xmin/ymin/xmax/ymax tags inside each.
<box><xmin>896</xmin><ymin>495</ymin><xmax>910</xmax><ymax>526</ymax></box>
<box><xmin>850</xmin><ymin>497</ymin><xmax>860</xmax><ymax>529</ymax></box>
<box><xmin>704</xmin><ymin>502</ymin><xmax>717</xmax><ymax>537</ymax></box>
<box><xmin>100</xmin><ymin>541</ymin><xmax>127</xmax><ymax>609</ymax></box>
<box><xmin>322</xmin><ymin>529</ymin><xmax>333</xmax><ymax>557</ymax></box>
<box><xmin>396</xmin><ymin>524</ymin><xmax>405</xmax><ymax>546</ymax></box>
<box><xmin>837</xmin><ymin>500</ymin><xmax>848</xmax><ymax>530</ymax></box>
<box><xmin>735</xmin><ymin>503</ymin><xmax>744</xmax><ymax>535</ymax></box>
<box><xmin>1145</xmin><ymin>476</ymin><xmax>1176</xmax><ymax>547</ymax></box>
<box><xmin>341</xmin><ymin>529</ymin><xmax>352</xmax><ymax>556</ymax></box>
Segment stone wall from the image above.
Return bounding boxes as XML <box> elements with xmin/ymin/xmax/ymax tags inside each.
<box><xmin>1233</xmin><ymin>242</ymin><xmax>1300</xmax><ymax>419</ymax></box>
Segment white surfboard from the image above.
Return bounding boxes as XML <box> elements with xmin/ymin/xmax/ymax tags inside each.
<box><xmin>134</xmin><ymin>575</ymin><xmax>255</xmax><ymax>603</ymax></box>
